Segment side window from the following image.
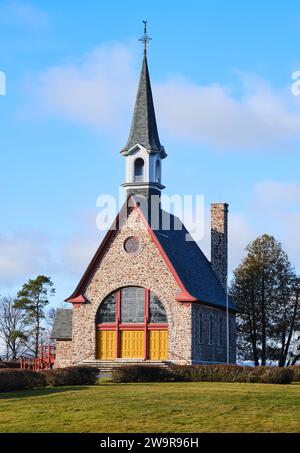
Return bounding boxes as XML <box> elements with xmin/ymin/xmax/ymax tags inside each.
<box><xmin>198</xmin><ymin>312</ymin><xmax>203</xmax><ymax>344</ymax></box>
<box><xmin>209</xmin><ymin>315</ymin><xmax>213</xmax><ymax>345</ymax></box>
<box><xmin>219</xmin><ymin>318</ymin><xmax>223</xmax><ymax>346</ymax></box>
<box><xmin>156</xmin><ymin>160</ymin><xmax>161</xmax><ymax>183</ymax></box>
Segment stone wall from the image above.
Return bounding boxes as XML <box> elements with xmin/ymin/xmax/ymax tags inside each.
<box><xmin>54</xmin><ymin>340</ymin><xmax>73</xmax><ymax>368</ymax></box>
<box><xmin>71</xmin><ymin>207</ymin><xmax>193</xmax><ymax>365</ymax></box>
<box><xmin>192</xmin><ymin>303</ymin><xmax>236</xmax><ymax>363</ymax></box>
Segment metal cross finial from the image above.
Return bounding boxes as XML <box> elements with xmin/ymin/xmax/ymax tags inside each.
<box><xmin>139</xmin><ymin>20</ymin><xmax>152</xmax><ymax>55</ymax></box>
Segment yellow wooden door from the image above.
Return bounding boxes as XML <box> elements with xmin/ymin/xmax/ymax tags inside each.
<box><xmin>120</xmin><ymin>331</ymin><xmax>144</xmax><ymax>358</ymax></box>
<box><xmin>149</xmin><ymin>330</ymin><xmax>168</xmax><ymax>360</ymax></box>
<box><xmin>96</xmin><ymin>330</ymin><xmax>116</xmax><ymax>360</ymax></box>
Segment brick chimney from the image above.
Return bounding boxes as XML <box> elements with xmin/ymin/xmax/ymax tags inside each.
<box><xmin>211</xmin><ymin>203</ymin><xmax>228</xmax><ymax>290</ymax></box>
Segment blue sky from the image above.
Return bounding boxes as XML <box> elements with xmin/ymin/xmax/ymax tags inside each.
<box><xmin>0</xmin><ymin>0</ymin><xmax>300</xmax><ymax>309</ymax></box>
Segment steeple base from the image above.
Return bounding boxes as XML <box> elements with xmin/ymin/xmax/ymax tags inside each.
<box><xmin>124</xmin><ymin>185</ymin><xmax>163</xmax><ymax>230</ymax></box>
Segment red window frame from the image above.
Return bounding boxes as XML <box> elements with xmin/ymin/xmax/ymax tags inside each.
<box><xmin>96</xmin><ymin>288</ymin><xmax>168</xmax><ymax>360</ymax></box>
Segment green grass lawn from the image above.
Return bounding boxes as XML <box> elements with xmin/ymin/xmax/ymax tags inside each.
<box><xmin>0</xmin><ymin>382</ymin><xmax>300</xmax><ymax>433</ymax></box>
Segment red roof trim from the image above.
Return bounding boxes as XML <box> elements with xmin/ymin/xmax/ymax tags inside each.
<box><xmin>65</xmin><ymin>195</ymin><xmax>197</xmax><ymax>303</ymax></box>
<box><xmin>67</xmin><ymin>295</ymin><xmax>86</xmax><ymax>304</ymax></box>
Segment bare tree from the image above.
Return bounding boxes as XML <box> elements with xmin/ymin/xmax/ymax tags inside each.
<box><xmin>0</xmin><ymin>296</ymin><xmax>29</xmax><ymax>360</ymax></box>
<box><xmin>42</xmin><ymin>307</ymin><xmax>56</xmax><ymax>345</ymax></box>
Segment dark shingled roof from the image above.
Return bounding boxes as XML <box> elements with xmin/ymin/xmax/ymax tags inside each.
<box><xmin>121</xmin><ymin>55</ymin><xmax>164</xmax><ymax>154</ymax></box>
<box><xmin>153</xmin><ymin>211</ymin><xmax>238</xmax><ymax>312</ymax></box>
<box><xmin>50</xmin><ymin>309</ymin><xmax>72</xmax><ymax>340</ymax></box>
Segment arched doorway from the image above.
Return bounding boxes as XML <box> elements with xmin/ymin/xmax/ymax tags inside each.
<box><xmin>96</xmin><ymin>287</ymin><xmax>168</xmax><ymax>360</ymax></box>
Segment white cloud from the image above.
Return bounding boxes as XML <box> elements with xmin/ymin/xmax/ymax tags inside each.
<box><xmin>252</xmin><ymin>180</ymin><xmax>300</xmax><ymax>271</ymax></box>
<box><xmin>228</xmin><ymin>213</ymin><xmax>255</xmax><ymax>271</ymax></box>
<box><xmin>0</xmin><ymin>232</ymin><xmax>53</xmax><ymax>287</ymax></box>
<box><xmin>34</xmin><ymin>43</ymin><xmax>136</xmax><ymax>131</ymax></box>
<box><xmin>0</xmin><ymin>1</ymin><xmax>49</xmax><ymax>28</ymax></box>
<box><xmin>155</xmin><ymin>76</ymin><xmax>300</xmax><ymax>150</ymax></box>
<box><xmin>254</xmin><ymin>181</ymin><xmax>300</xmax><ymax>208</ymax></box>
<box><xmin>60</xmin><ymin>233</ymin><xmax>101</xmax><ymax>277</ymax></box>
<box><xmin>28</xmin><ymin>42</ymin><xmax>300</xmax><ymax>151</ymax></box>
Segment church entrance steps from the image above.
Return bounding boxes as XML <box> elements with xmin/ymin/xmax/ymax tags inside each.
<box><xmin>78</xmin><ymin>359</ymin><xmax>171</xmax><ymax>373</ymax></box>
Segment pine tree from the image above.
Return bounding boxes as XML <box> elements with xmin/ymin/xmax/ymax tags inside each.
<box><xmin>14</xmin><ymin>276</ymin><xmax>55</xmax><ymax>358</ymax></box>
<box><xmin>230</xmin><ymin>234</ymin><xmax>299</xmax><ymax>366</ymax></box>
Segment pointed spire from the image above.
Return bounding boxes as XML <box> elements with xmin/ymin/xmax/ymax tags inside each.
<box><xmin>121</xmin><ymin>25</ymin><xmax>165</xmax><ymax>156</ymax></box>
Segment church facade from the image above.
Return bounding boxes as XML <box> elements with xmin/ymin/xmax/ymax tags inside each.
<box><xmin>51</xmin><ymin>36</ymin><xmax>238</xmax><ymax>367</ymax></box>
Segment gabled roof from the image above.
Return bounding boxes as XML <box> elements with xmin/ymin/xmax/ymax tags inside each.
<box><xmin>50</xmin><ymin>309</ymin><xmax>72</xmax><ymax>340</ymax></box>
<box><xmin>121</xmin><ymin>55</ymin><xmax>165</xmax><ymax>157</ymax></box>
<box><xmin>66</xmin><ymin>197</ymin><xmax>238</xmax><ymax>313</ymax></box>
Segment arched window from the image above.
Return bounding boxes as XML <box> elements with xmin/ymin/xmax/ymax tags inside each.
<box><xmin>96</xmin><ymin>287</ymin><xmax>167</xmax><ymax>324</ymax></box>
<box><xmin>98</xmin><ymin>292</ymin><xmax>116</xmax><ymax>323</ymax></box>
<box><xmin>96</xmin><ymin>287</ymin><xmax>168</xmax><ymax>360</ymax></box>
<box><xmin>134</xmin><ymin>158</ymin><xmax>144</xmax><ymax>182</ymax></box>
<box><xmin>156</xmin><ymin>160</ymin><xmax>161</xmax><ymax>183</ymax></box>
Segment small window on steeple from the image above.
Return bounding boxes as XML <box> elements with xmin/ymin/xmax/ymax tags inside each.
<box><xmin>156</xmin><ymin>160</ymin><xmax>161</xmax><ymax>183</ymax></box>
<box><xmin>134</xmin><ymin>158</ymin><xmax>144</xmax><ymax>182</ymax></box>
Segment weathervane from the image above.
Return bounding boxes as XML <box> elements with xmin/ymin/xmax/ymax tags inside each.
<box><xmin>139</xmin><ymin>20</ymin><xmax>152</xmax><ymax>55</ymax></box>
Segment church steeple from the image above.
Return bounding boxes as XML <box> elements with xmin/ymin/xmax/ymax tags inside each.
<box><xmin>121</xmin><ymin>22</ymin><xmax>167</xmax><ymax>201</ymax></box>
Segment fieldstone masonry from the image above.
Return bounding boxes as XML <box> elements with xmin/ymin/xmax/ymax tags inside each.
<box><xmin>211</xmin><ymin>203</ymin><xmax>228</xmax><ymax>290</ymax></box>
<box><xmin>55</xmin><ymin>340</ymin><xmax>73</xmax><ymax>368</ymax></box>
<box><xmin>64</xmin><ymin>208</ymin><xmax>193</xmax><ymax>367</ymax></box>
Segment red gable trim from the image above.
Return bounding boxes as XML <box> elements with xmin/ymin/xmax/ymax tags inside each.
<box><xmin>67</xmin><ymin>295</ymin><xmax>86</xmax><ymax>304</ymax></box>
<box><xmin>65</xmin><ymin>195</ymin><xmax>197</xmax><ymax>304</ymax></box>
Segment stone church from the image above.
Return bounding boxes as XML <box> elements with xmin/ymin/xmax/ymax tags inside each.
<box><xmin>51</xmin><ymin>34</ymin><xmax>238</xmax><ymax>368</ymax></box>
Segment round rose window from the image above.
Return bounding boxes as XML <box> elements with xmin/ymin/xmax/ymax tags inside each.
<box><xmin>123</xmin><ymin>236</ymin><xmax>140</xmax><ymax>254</ymax></box>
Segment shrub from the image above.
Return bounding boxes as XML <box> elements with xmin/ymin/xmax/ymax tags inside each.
<box><xmin>170</xmin><ymin>364</ymin><xmax>293</xmax><ymax>384</ymax></box>
<box><xmin>112</xmin><ymin>365</ymin><xmax>172</xmax><ymax>383</ymax></box>
<box><xmin>246</xmin><ymin>366</ymin><xmax>293</xmax><ymax>384</ymax></box>
<box><xmin>169</xmin><ymin>364</ymin><xmax>248</xmax><ymax>383</ymax></box>
<box><xmin>288</xmin><ymin>366</ymin><xmax>300</xmax><ymax>382</ymax></box>
<box><xmin>0</xmin><ymin>369</ymin><xmax>46</xmax><ymax>392</ymax></box>
<box><xmin>41</xmin><ymin>366</ymin><xmax>99</xmax><ymax>387</ymax></box>
<box><xmin>0</xmin><ymin>361</ymin><xmax>20</xmax><ymax>369</ymax></box>
<box><xmin>112</xmin><ymin>364</ymin><xmax>293</xmax><ymax>384</ymax></box>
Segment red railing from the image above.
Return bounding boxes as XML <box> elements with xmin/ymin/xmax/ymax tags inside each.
<box><xmin>20</xmin><ymin>345</ymin><xmax>56</xmax><ymax>371</ymax></box>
